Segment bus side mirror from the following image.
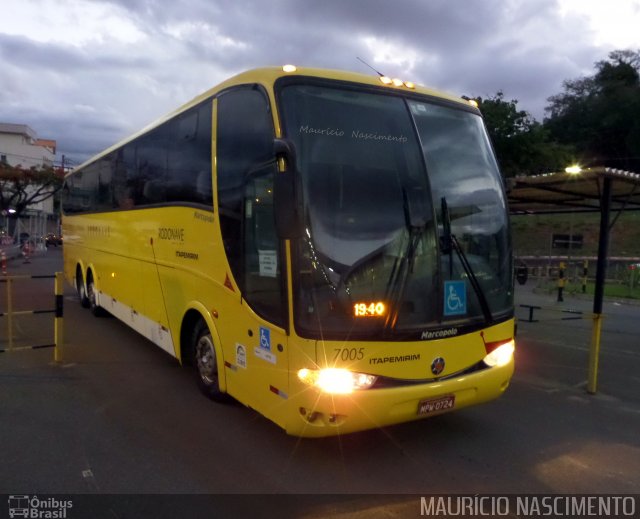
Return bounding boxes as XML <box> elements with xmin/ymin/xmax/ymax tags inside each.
<box><xmin>273</xmin><ymin>138</ymin><xmax>304</xmax><ymax>239</ymax></box>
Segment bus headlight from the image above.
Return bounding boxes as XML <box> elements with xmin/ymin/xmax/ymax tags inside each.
<box><xmin>483</xmin><ymin>340</ymin><xmax>515</xmax><ymax>367</ymax></box>
<box><xmin>298</xmin><ymin>368</ymin><xmax>377</xmax><ymax>394</ymax></box>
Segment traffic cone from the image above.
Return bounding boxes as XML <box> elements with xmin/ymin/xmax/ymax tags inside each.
<box><xmin>1</xmin><ymin>251</ymin><xmax>6</xmax><ymax>275</ymax></box>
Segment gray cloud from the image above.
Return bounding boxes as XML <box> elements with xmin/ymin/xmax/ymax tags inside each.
<box><xmin>0</xmin><ymin>0</ymin><xmax>623</xmax><ymax>164</ymax></box>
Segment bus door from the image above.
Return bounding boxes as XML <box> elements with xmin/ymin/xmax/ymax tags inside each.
<box><xmin>216</xmin><ymin>87</ymin><xmax>290</xmax><ymax>416</ymax></box>
<box><xmin>240</xmin><ymin>168</ymin><xmax>290</xmax><ymax>414</ymax></box>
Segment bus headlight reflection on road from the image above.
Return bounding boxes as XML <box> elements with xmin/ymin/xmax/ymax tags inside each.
<box><xmin>298</xmin><ymin>368</ymin><xmax>377</xmax><ymax>394</ymax></box>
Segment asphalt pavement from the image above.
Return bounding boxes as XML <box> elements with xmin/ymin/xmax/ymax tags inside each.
<box><xmin>1</xmin><ymin>249</ymin><xmax>639</xmax><ymax>518</ymax></box>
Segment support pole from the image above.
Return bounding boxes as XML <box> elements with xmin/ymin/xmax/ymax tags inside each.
<box><xmin>6</xmin><ymin>277</ymin><xmax>13</xmax><ymax>351</ymax></box>
<box><xmin>588</xmin><ymin>177</ymin><xmax>612</xmax><ymax>394</ymax></box>
<box><xmin>54</xmin><ymin>272</ymin><xmax>64</xmax><ymax>362</ymax></box>
<box><xmin>557</xmin><ymin>261</ymin><xmax>565</xmax><ymax>302</ymax></box>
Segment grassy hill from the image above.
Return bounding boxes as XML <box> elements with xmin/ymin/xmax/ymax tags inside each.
<box><xmin>511</xmin><ymin>211</ymin><xmax>640</xmax><ymax>258</ymax></box>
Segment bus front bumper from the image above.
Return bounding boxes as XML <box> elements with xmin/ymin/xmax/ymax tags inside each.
<box><xmin>284</xmin><ymin>359</ymin><xmax>514</xmax><ymax>438</ymax></box>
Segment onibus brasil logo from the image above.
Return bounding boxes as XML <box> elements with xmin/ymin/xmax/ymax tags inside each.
<box><xmin>8</xmin><ymin>495</ymin><xmax>73</xmax><ymax>518</ymax></box>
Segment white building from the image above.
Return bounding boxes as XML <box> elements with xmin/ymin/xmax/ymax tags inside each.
<box><xmin>0</xmin><ymin>122</ymin><xmax>56</xmax><ymax>169</ymax></box>
<box><xmin>0</xmin><ymin>123</ymin><xmax>58</xmax><ymax>241</ymax></box>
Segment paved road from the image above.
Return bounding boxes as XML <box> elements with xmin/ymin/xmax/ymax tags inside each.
<box><xmin>1</xmin><ymin>250</ymin><xmax>639</xmax><ymax>516</ymax></box>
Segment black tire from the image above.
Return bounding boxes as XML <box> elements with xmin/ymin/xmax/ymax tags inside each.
<box><xmin>87</xmin><ymin>276</ymin><xmax>106</xmax><ymax>317</ymax></box>
<box><xmin>192</xmin><ymin>319</ymin><xmax>228</xmax><ymax>402</ymax></box>
<box><xmin>77</xmin><ymin>270</ymin><xmax>90</xmax><ymax>308</ymax></box>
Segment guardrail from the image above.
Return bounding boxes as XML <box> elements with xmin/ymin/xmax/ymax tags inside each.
<box><xmin>0</xmin><ymin>272</ymin><xmax>64</xmax><ymax>361</ymax></box>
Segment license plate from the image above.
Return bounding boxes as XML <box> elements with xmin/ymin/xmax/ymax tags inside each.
<box><xmin>418</xmin><ymin>395</ymin><xmax>455</xmax><ymax>415</ymax></box>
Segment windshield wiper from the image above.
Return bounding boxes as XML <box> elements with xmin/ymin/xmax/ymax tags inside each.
<box><xmin>440</xmin><ymin>197</ymin><xmax>493</xmax><ymax>324</ymax></box>
<box><xmin>384</xmin><ymin>186</ymin><xmax>427</xmax><ymax>330</ymax></box>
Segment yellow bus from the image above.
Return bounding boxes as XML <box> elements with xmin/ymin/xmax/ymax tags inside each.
<box><xmin>62</xmin><ymin>66</ymin><xmax>515</xmax><ymax>437</ymax></box>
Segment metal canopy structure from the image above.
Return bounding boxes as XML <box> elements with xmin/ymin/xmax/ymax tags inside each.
<box><xmin>506</xmin><ymin>166</ymin><xmax>640</xmax><ymax>394</ymax></box>
<box><xmin>508</xmin><ymin>167</ymin><xmax>640</xmax><ymax>215</ymax></box>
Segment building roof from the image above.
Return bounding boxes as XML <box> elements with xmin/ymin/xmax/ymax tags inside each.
<box><xmin>0</xmin><ymin>122</ymin><xmax>37</xmax><ymax>140</ymax></box>
<box><xmin>507</xmin><ymin>167</ymin><xmax>640</xmax><ymax>215</ymax></box>
<box><xmin>35</xmin><ymin>139</ymin><xmax>57</xmax><ymax>154</ymax></box>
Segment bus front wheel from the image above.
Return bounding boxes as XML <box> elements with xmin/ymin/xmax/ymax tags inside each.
<box><xmin>193</xmin><ymin>320</ymin><xmax>227</xmax><ymax>402</ymax></box>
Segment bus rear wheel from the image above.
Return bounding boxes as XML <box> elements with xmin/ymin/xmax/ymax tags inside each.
<box><xmin>193</xmin><ymin>320</ymin><xmax>227</xmax><ymax>402</ymax></box>
<box><xmin>77</xmin><ymin>269</ymin><xmax>90</xmax><ymax>308</ymax></box>
<box><xmin>87</xmin><ymin>276</ymin><xmax>106</xmax><ymax>317</ymax></box>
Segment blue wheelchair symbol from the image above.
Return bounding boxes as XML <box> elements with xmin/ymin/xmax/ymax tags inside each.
<box><xmin>444</xmin><ymin>281</ymin><xmax>466</xmax><ymax>316</ymax></box>
<box><xmin>259</xmin><ymin>327</ymin><xmax>271</xmax><ymax>351</ymax></box>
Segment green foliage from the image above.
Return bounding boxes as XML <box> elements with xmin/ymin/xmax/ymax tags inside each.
<box><xmin>477</xmin><ymin>49</ymin><xmax>640</xmax><ymax>178</ymax></box>
<box><xmin>0</xmin><ymin>162</ymin><xmax>64</xmax><ymax>218</ymax></box>
<box><xmin>544</xmin><ymin>49</ymin><xmax>640</xmax><ymax>172</ymax></box>
<box><xmin>477</xmin><ymin>92</ymin><xmax>573</xmax><ymax>177</ymax></box>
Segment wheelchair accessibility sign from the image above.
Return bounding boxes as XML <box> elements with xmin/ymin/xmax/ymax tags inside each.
<box><xmin>444</xmin><ymin>280</ymin><xmax>467</xmax><ymax>316</ymax></box>
<box><xmin>259</xmin><ymin>326</ymin><xmax>271</xmax><ymax>351</ymax></box>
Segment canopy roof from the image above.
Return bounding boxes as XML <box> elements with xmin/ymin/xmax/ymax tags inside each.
<box><xmin>507</xmin><ymin>167</ymin><xmax>640</xmax><ymax>215</ymax></box>
<box><xmin>505</xmin><ymin>166</ymin><xmax>640</xmax><ymax>395</ymax></box>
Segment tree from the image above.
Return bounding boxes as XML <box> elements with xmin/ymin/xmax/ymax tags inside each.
<box><xmin>545</xmin><ymin>49</ymin><xmax>640</xmax><ymax>172</ymax></box>
<box><xmin>477</xmin><ymin>92</ymin><xmax>573</xmax><ymax>177</ymax></box>
<box><xmin>0</xmin><ymin>162</ymin><xmax>64</xmax><ymax>219</ymax></box>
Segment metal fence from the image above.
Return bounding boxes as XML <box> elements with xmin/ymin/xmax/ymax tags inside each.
<box><xmin>0</xmin><ymin>272</ymin><xmax>64</xmax><ymax>361</ymax></box>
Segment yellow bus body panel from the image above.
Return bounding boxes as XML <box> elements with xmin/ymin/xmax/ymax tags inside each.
<box><xmin>64</xmin><ymin>204</ymin><xmax>298</xmax><ymax>427</ymax></box>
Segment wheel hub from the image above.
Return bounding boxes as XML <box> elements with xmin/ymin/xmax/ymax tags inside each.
<box><xmin>196</xmin><ymin>335</ymin><xmax>217</xmax><ymax>384</ymax></box>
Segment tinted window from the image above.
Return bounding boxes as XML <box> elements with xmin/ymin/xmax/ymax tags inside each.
<box><xmin>135</xmin><ymin>125</ymin><xmax>168</xmax><ymax>205</ymax></box>
<box><xmin>113</xmin><ymin>146</ymin><xmax>136</xmax><ymax>209</ymax></box>
<box><xmin>410</xmin><ymin>101</ymin><xmax>513</xmax><ymax>318</ymax></box>
<box><xmin>217</xmin><ymin>86</ymin><xmax>285</xmax><ymax>326</ymax></box>
<box><xmin>166</xmin><ymin>103</ymin><xmax>213</xmax><ymax>205</ymax></box>
<box><xmin>62</xmin><ymin>99</ymin><xmax>213</xmax><ymax>214</ymax></box>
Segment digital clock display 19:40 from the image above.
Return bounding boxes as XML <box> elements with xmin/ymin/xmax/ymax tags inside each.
<box><xmin>353</xmin><ymin>301</ymin><xmax>386</xmax><ymax>317</ymax></box>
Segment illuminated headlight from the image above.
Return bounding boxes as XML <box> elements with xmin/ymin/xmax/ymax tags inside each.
<box><xmin>483</xmin><ymin>340</ymin><xmax>515</xmax><ymax>367</ymax></box>
<box><xmin>298</xmin><ymin>368</ymin><xmax>377</xmax><ymax>394</ymax></box>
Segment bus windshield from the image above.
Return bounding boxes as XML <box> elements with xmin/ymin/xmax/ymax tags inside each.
<box><xmin>279</xmin><ymin>82</ymin><xmax>512</xmax><ymax>340</ymax></box>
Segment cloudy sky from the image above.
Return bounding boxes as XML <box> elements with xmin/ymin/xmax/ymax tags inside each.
<box><xmin>1</xmin><ymin>0</ymin><xmax>639</xmax><ymax>166</ymax></box>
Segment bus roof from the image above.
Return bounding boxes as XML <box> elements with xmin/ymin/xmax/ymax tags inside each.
<box><xmin>67</xmin><ymin>66</ymin><xmax>476</xmax><ymax>176</ymax></box>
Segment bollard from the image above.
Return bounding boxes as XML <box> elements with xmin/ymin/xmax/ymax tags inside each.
<box><xmin>582</xmin><ymin>259</ymin><xmax>588</xmax><ymax>294</ymax></box>
<box><xmin>1</xmin><ymin>250</ymin><xmax>6</xmax><ymax>276</ymax></box>
<box><xmin>6</xmin><ymin>277</ymin><xmax>13</xmax><ymax>351</ymax></box>
<box><xmin>54</xmin><ymin>272</ymin><xmax>64</xmax><ymax>362</ymax></box>
<box><xmin>587</xmin><ymin>313</ymin><xmax>603</xmax><ymax>394</ymax></box>
<box><xmin>557</xmin><ymin>261</ymin><xmax>566</xmax><ymax>302</ymax></box>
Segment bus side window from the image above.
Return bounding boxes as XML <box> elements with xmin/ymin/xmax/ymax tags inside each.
<box><xmin>217</xmin><ymin>86</ymin><xmax>285</xmax><ymax>327</ymax></box>
<box><xmin>166</xmin><ymin>100</ymin><xmax>213</xmax><ymax>207</ymax></box>
<box><xmin>136</xmin><ymin>128</ymin><xmax>168</xmax><ymax>205</ymax></box>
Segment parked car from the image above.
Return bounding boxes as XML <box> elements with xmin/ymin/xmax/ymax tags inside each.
<box><xmin>44</xmin><ymin>233</ymin><xmax>63</xmax><ymax>247</ymax></box>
